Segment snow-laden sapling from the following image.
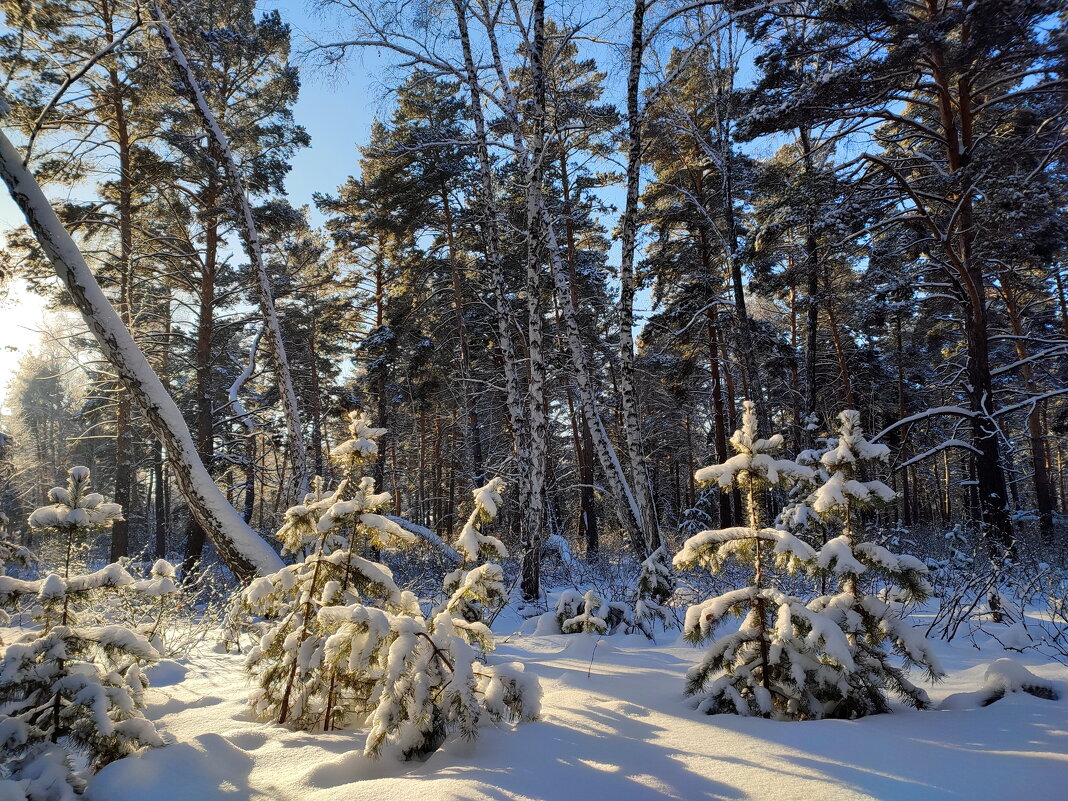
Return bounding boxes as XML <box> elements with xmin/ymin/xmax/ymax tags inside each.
<box><xmin>0</xmin><ymin>537</ymin><xmax>35</xmax><ymax>577</ymax></box>
<box><xmin>673</xmin><ymin>401</ymin><xmax>855</xmax><ymax>718</ymax></box>
<box><xmin>0</xmin><ymin>467</ymin><xmax>163</xmax><ymax>795</ymax></box>
<box><xmin>555</xmin><ymin>588</ymin><xmax>631</xmax><ymax>635</ymax></box>
<box><xmin>632</xmin><ymin>546</ymin><xmax>674</xmax><ymax>637</ymax></box>
<box><xmin>240</xmin><ymin>412</ymin><xmax>420</xmax><ymax>730</ymax></box>
<box><xmin>127</xmin><ymin>559</ymin><xmax>181</xmax><ymax>655</ymax></box>
<box><xmin>240</xmin><ymin>415</ymin><xmax>540</xmax><ymax>756</ymax></box>
<box><xmin>346</xmin><ymin>475</ymin><xmax>539</xmax><ymax>758</ymax></box>
<box><xmin>0</xmin><ymin>538</ymin><xmax>35</xmax><ymax>631</ymax></box>
<box><xmin>806</xmin><ymin>410</ymin><xmax>944</xmax><ymax>716</ymax></box>
<box><xmin>434</xmin><ymin>477</ymin><xmax>509</xmax><ymax>634</ymax></box>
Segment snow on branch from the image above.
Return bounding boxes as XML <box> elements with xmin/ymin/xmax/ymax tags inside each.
<box><xmin>895</xmin><ymin>439</ymin><xmax>981</xmax><ymax>471</ymax></box>
<box><xmin>872</xmin><ymin>406</ymin><xmax>976</xmax><ymax>443</ymax></box>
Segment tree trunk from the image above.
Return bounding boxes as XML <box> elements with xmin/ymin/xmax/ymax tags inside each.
<box><xmin>0</xmin><ymin>128</ymin><xmax>283</xmax><ymax>580</ymax></box>
<box><xmin>442</xmin><ymin>189</ymin><xmax>484</xmax><ymax>481</ymax></box>
<box><xmin>106</xmin><ymin>44</ymin><xmax>134</xmax><ymax>562</ymax></box>
<box><xmin>481</xmin><ymin>0</ymin><xmax>649</xmax><ymax>556</ymax></box>
<box><xmin>452</xmin><ymin>0</ymin><xmax>530</xmax><ymax>578</ymax></box>
<box><xmin>617</xmin><ymin>0</ymin><xmax>659</xmax><ymax>553</ymax></box>
<box><xmin>1001</xmin><ymin>279</ymin><xmax>1055</xmax><ymax>543</ymax></box>
<box><xmin>520</xmin><ymin>0</ymin><xmax>549</xmax><ymax>601</ymax></box>
<box><xmin>558</xmin><ymin>153</ymin><xmax>597</xmax><ymax>554</ymax></box>
<box><xmin>151</xmin><ymin>1</ymin><xmax>308</xmax><ymax>497</ymax></box>
<box><xmin>930</xmin><ymin>26</ymin><xmax>1014</xmax><ymax>555</ymax></box>
<box><xmin>182</xmin><ymin>207</ymin><xmax>219</xmax><ymax>576</ymax></box>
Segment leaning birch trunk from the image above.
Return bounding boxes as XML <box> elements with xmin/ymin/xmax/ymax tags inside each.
<box><xmin>452</xmin><ymin>0</ymin><xmax>532</xmax><ymax>560</ymax></box>
<box><xmin>617</xmin><ymin>0</ymin><xmax>660</xmax><ymax>553</ymax></box>
<box><xmin>149</xmin><ymin>1</ymin><xmax>309</xmax><ymax>497</ymax></box>
<box><xmin>0</xmin><ymin>128</ymin><xmax>284</xmax><ymax>580</ymax></box>
<box><xmin>482</xmin><ymin>1</ymin><xmax>648</xmax><ymax>556</ymax></box>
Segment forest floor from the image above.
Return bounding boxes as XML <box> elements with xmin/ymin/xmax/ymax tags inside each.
<box><xmin>84</xmin><ymin>608</ymin><xmax>1068</xmax><ymax>801</ymax></box>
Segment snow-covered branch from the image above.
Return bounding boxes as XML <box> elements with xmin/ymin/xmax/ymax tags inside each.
<box><xmin>0</xmin><ymin>127</ymin><xmax>283</xmax><ymax>580</ymax></box>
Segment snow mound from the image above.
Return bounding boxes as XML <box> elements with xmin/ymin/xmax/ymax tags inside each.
<box><xmin>88</xmin><ymin>733</ymin><xmax>253</xmax><ymax>801</ymax></box>
<box><xmin>983</xmin><ymin>658</ymin><xmax>1059</xmax><ymax>703</ymax></box>
<box><xmin>145</xmin><ymin>660</ymin><xmax>189</xmax><ymax>687</ymax></box>
<box><xmin>940</xmin><ymin>658</ymin><xmax>1060</xmax><ymax>710</ymax></box>
<box><xmin>530</xmin><ymin>611</ymin><xmax>561</xmax><ymax>635</ymax></box>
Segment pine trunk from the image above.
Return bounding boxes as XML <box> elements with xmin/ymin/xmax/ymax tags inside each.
<box><xmin>0</xmin><ymin>129</ymin><xmax>283</xmax><ymax>580</ymax></box>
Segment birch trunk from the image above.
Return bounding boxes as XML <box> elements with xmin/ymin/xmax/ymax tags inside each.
<box><xmin>150</xmin><ymin>1</ymin><xmax>308</xmax><ymax>497</ymax></box>
<box><xmin>617</xmin><ymin>0</ymin><xmax>660</xmax><ymax>553</ymax></box>
<box><xmin>519</xmin><ymin>0</ymin><xmax>550</xmax><ymax>600</ymax></box>
<box><xmin>482</xmin><ymin>0</ymin><xmax>648</xmax><ymax>556</ymax></box>
<box><xmin>451</xmin><ymin>0</ymin><xmax>531</xmax><ymax>565</ymax></box>
<box><xmin>0</xmin><ymin>128</ymin><xmax>283</xmax><ymax>580</ymax></box>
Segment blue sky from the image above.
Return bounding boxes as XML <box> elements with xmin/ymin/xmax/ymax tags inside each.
<box><xmin>0</xmin><ymin>0</ymin><xmax>757</xmax><ymax>398</ymax></box>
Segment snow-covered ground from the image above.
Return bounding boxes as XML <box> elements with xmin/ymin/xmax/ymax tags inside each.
<box><xmin>83</xmin><ymin>611</ymin><xmax>1068</xmax><ymax>801</ymax></box>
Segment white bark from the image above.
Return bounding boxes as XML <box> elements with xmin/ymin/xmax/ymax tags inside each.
<box><xmin>451</xmin><ymin>0</ymin><xmax>531</xmax><ymax>555</ymax></box>
<box><xmin>483</xmin><ymin>0</ymin><xmax>648</xmax><ymax>555</ymax></box>
<box><xmin>617</xmin><ymin>0</ymin><xmax>659</xmax><ymax>553</ymax></box>
<box><xmin>228</xmin><ymin>326</ymin><xmax>263</xmax><ymax>433</ymax></box>
<box><xmin>0</xmin><ymin>128</ymin><xmax>284</xmax><ymax>580</ymax></box>
<box><xmin>520</xmin><ymin>0</ymin><xmax>550</xmax><ymax>598</ymax></box>
<box><xmin>149</xmin><ymin>1</ymin><xmax>309</xmax><ymax>497</ymax></box>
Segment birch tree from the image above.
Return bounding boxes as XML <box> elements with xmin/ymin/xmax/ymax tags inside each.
<box><xmin>0</xmin><ymin>126</ymin><xmax>284</xmax><ymax>579</ymax></box>
<box><xmin>149</xmin><ymin>0</ymin><xmax>310</xmax><ymax>498</ymax></box>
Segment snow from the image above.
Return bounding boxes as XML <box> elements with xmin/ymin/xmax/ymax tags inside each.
<box><xmin>80</xmin><ymin>620</ymin><xmax>1068</xmax><ymax>801</ymax></box>
<box><xmin>0</xmin><ymin>131</ymin><xmax>284</xmax><ymax>579</ymax></box>
<box><xmin>982</xmin><ymin>658</ymin><xmax>1058</xmax><ymax>699</ymax></box>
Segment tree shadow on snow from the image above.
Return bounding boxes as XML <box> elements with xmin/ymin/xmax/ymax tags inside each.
<box><xmin>724</xmin><ymin>697</ymin><xmax>1068</xmax><ymax>801</ymax></box>
<box><xmin>413</xmin><ymin>703</ymin><xmax>743</xmax><ymax>801</ymax></box>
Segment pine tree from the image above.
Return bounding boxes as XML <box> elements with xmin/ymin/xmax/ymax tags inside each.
<box><xmin>632</xmin><ymin>546</ymin><xmax>674</xmax><ymax>637</ymax></box>
<box><xmin>239</xmin><ymin>415</ymin><xmax>540</xmax><ymax>756</ymax></box>
<box><xmin>240</xmin><ymin>411</ymin><xmax>420</xmax><ymax>730</ymax></box>
<box><xmin>673</xmin><ymin>401</ymin><xmax>855</xmax><ymax>718</ymax></box>
<box><xmin>435</xmin><ymin>477</ymin><xmax>509</xmax><ymax>630</ymax></box>
<box><xmin>807</xmin><ymin>410</ymin><xmax>944</xmax><ymax>716</ymax></box>
<box><xmin>0</xmin><ymin>467</ymin><xmax>163</xmax><ymax>795</ymax></box>
<box><xmin>554</xmin><ymin>589</ymin><xmax>631</xmax><ymax>635</ymax></box>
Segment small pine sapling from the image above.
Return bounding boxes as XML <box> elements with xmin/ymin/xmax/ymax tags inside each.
<box><xmin>240</xmin><ymin>412</ymin><xmax>419</xmax><ymax>730</ymax></box>
<box><xmin>632</xmin><ymin>545</ymin><xmax>674</xmax><ymax>637</ymax></box>
<box><xmin>129</xmin><ymin>559</ymin><xmax>180</xmax><ymax>655</ymax></box>
<box><xmin>0</xmin><ymin>537</ymin><xmax>35</xmax><ymax>576</ymax></box>
<box><xmin>322</xmin><ymin>602</ymin><xmax>541</xmax><ymax>759</ymax></box>
<box><xmin>358</xmin><ymin>476</ymin><xmax>540</xmax><ymax>758</ymax></box>
<box><xmin>673</xmin><ymin>401</ymin><xmax>855</xmax><ymax>718</ymax></box>
<box><xmin>435</xmin><ymin>477</ymin><xmax>509</xmax><ymax>633</ymax></box>
<box><xmin>555</xmin><ymin>588</ymin><xmax>631</xmax><ymax>635</ymax></box>
<box><xmin>240</xmin><ymin>415</ymin><xmax>540</xmax><ymax>756</ymax></box>
<box><xmin>0</xmin><ymin>467</ymin><xmax>163</xmax><ymax>794</ymax></box>
<box><xmin>807</xmin><ymin>410</ymin><xmax>944</xmax><ymax>716</ymax></box>
<box><xmin>0</xmin><ymin>538</ymin><xmax>35</xmax><ymax>631</ymax></box>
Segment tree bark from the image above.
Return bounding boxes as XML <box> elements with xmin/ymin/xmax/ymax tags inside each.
<box><xmin>442</xmin><ymin>188</ymin><xmax>484</xmax><ymax>481</ymax></box>
<box><xmin>520</xmin><ymin>0</ymin><xmax>550</xmax><ymax>601</ymax></box>
<box><xmin>1</xmin><ymin>129</ymin><xmax>282</xmax><ymax>579</ymax></box>
<box><xmin>452</xmin><ymin>0</ymin><xmax>532</xmax><ymax>576</ymax></box>
<box><xmin>617</xmin><ymin>0</ymin><xmax>659</xmax><ymax>553</ymax></box>
<box><xmin>150</xmin><ymin>1</ymin><xmax>308</xmax><ymax>497</ymax></box>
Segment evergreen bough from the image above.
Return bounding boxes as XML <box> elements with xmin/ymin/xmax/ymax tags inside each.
<box><xmin>673</xmin><ymin>402</ymin><xmax>855</xmax><ymax>718</ymax></box>
<box><xmin>0</xmin><ymin>467</ymin><xmax>163</xmax><ymax>797</ymax></box>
